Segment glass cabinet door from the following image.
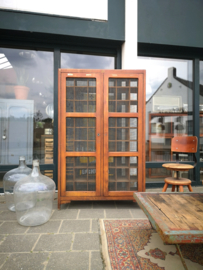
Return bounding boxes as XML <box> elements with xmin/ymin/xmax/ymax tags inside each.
<box><xmin>104</xmin><ymin>71</ymin><xmax>146</xmax><ymax>196</ymax></box>
<box><xmin>58</xmin><ymin>71</ymin><xmax>102</xmax><ymax>198</ymax></box>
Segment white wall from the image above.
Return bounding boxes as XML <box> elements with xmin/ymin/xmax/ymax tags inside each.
<box><xmin>122</xmin><ymin>0</ymin><xmax>137</xmax><ymax>69</ymax></box>
<box><xmin>0</xmin><ymin>0</ymin><xmax>108</xmax><ymax>21</ymax></box>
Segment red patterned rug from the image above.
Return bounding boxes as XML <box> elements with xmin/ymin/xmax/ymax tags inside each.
<box><xmin>100</xmin><ymin>219</ymin><xmax>203</xmax><ymax>270</ymax></box>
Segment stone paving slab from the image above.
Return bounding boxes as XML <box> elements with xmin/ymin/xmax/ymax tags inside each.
<box><xmin>0</xmin><ymin>235</ymin><xmax>39</xmax><ymax>253</ymax></box>
<box><xmin>47</xmin><ymin>251</ymin><xmax>89</xmax><ymax>270</ymax></box>
<box><xmin>0</xmin><ymin>254</ymin><xmax>9</xmax><ymax>268</ymax></box>
<box><xmin>27</xmin><ymin>220</ymin><xmax>61</xmax><ymax>234</ymax></box>
<box><xmin>73</xmin><ymin>233</ymin><xmax>100</xmax><ymax>251</ymax></box>
<box><xmin>115</xmin><ymin>201</ymin><xmax>138</xmax><ymax>209</ymax></box>
<box><xmin>92</xmin><ymin>220</ymin><xmax>99</xmax><ymax>232</ymax></box>
<box><xmin>130</xmin><ymin>208</ymin><xmax>148</xmax><ymax>218</ymax></box>
<box><xmin>60</xmin><ymin>220</ymin><xmax>90</xmax><ymax>233</ymax></box>
<box><xmin>105</xmin><ymin>209</ymin><xmax>132</xmax><ymax>218</ymax></box>
<box><xmin>34</xmin><ymin>234</ymin><xmax>73</xmax><ymax>252</ymax></box>
<box><xmin>91</xmin><ymin>251</ymin><xmax>104</xmax><ymax>270</ymax></box>
<box><xmin>0</xmin><ymin>210</ymin><xmax>17</xmax><ymax>221</ymax></box>
<box><xmin>0</xmin><ymin>221</ymin><xmax>28</xmax><ymax>234</ymax></box>
<box><xmin>79</xmin><ymin>209</ymin><xmax>105</xmax><ymax>219</ymax></box>
<box><xmin>51</xmin><ymin>209</ymin><xmax>78</xmax><ymax>220</ymax></box>
<box><xmin>1</xmin><ymin>253</ymin><xmax>49</xmax><ymax>270</ymax></box>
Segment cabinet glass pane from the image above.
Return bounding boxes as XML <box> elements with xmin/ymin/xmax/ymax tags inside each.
<box><xmin>108</xmin><ymin>78</ymin><xmax>138</xmax><ymax>112</ymax></box>
<box><xmin>108</xmin><ymin>157</ymin><xmax>138</xmax><ymax>191</ymax></box>
<box><xmin>109</xmin><ymin>118</ymin><xmax>137</xmax><ymax>152</ymax></box>
<box><xmin>66</xmin><ymin>78</ymin><xmax>96</xmax><ymax>112</ymax></box>
<box><xmin>66</xmin><ymin>157</ymin><xmax>96</xmax><ymax>191</ymax></box>
<box><xmin>66</xmin><ymin>118</ymin><xmax>95</xmax><ymax>152</ymax></box>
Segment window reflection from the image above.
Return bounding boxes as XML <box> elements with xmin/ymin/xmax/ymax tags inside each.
<box><xmin>137</xmin><ymin>57</ymin><xmax>193</xmax><ymax>182</ymax></box>
<box><xmin>0</xmin><ymin>48</ymin><xmax>53</xmax><ymax>165</ymax></box>
<box><xmin>61</xmin><ymin>53</ymin><xmax>114</xmax><ymax>69</ymax></box>
<box><xmin>200</xmin><ymin>61</ymin><xmax>203</xmax><ymax>162</ymax></box>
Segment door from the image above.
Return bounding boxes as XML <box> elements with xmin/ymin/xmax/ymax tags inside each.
<box><xmin>58</xmin><ymin>70</ymin><xmax>103</xmax><ymax>199</ymax></box>
<box><xmin>58</xmin><ymin>69</ymin><xmax>145</xmax><ymax>204</ymax></box>
<box><xmin>103</xmin><ymin>71</ymin><xmax>145</xmax><ymax>197</ymax></box>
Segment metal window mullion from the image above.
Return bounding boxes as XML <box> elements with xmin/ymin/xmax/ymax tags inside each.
<box><xmin>53</xmin><ymin>48</ymin><xmax>61</xmax><ymax>189</ymax></box>
<box><xmin>193</xmin><ymin>59</ymin><xmax>200</xmax><ymax>184</ymax></box>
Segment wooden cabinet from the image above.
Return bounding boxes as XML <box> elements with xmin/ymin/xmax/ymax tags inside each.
<box><xmin>58</xmin><ymin>69</ymin><xmax>146</xmax><ymax>207</ymax></box>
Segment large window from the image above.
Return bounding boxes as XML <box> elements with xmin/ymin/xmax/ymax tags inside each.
<box><xmin>0</xmin><ymin>48</ymin><xmax>54</xmax><ymax>170</ymax></box>
<box><xmin>137</xmin><ymin>57</ymin><xmax>193</xmax><ymax>183</ymax></box>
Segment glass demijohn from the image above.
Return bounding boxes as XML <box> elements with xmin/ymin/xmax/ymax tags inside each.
<box><xmin>3</xmin><ymin>156</ymin><xmax>32</xmax><ymax>212</ymax></box>
<box><xmin>14</xmin><ymin>159</ymin><xmax>56</xmax><ymax>226</ymax></box>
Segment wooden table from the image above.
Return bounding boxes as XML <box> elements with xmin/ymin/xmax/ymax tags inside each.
<box><xmin>133</xmin><ymin>192</ymin><xmax>203</xmax><ymax>270</ymax></box>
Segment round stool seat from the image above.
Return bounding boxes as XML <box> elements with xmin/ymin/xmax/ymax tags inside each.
<box><xmin>164</xmin><ymin>177</ymin><xmax>191</xmax><ymax>185</ymax></box>
<box><xmin>162</xmin><ymin>163</ymin><xmax>194</xmax><ymax>171</ymax></box>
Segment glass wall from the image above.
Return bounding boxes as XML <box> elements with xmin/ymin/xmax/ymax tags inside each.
<box><xmin>0</xmin><ymin>48</ymin><xmax>54</xmax><ymax>169</ymax></box>
<box><xmin>137</xmin><ymin>57</ymin><xmax>193</xmax><ymax>183</ymax></box>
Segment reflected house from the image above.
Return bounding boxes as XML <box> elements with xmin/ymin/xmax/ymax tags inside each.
<box><xmin>146</xmin><ymin>67</ymin><xmax>203</xmax><ymax>178</ymax></box>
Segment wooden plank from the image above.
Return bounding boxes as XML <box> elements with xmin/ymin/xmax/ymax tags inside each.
<box><xmin>135</xmin><ymin>193</ymin><xmax>176</xmax><ymax>227</ymax></box>
<box><xmin>146</xmin><ymin>193</ymin><xmax>203</xmax><ymax>231</ymax></box>
<box><xmin>148</xmin><ymin>194</ymin><xmax>190</xmax><ymax>230</ymax></box>
<box><xmin>172</xmin><ymin>195</ymin><xmax>203</xmax><ymax>224</ymax></box>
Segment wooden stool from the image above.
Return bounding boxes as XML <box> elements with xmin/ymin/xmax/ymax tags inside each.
<box><xmin>162</xmin><ymin>163</ymin><xmax>194</xmax><ymax>192</ymax></box>
<box><xmin>162</xmin><ymin>136</ymin><xmax>197</xmax><ymax>193</ymax></box>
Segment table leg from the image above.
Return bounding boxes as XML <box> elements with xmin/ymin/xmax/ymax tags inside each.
<box><xmin>176</xmin><ymin>244</ymin><xmax>188</xmax><ymax>270</ymax></box>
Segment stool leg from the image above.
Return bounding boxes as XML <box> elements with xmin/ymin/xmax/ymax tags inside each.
<box><xmin>162</xmin><ymin>183</ymin><xmax>168</xmax><ymax>192</ymax></box>
<box><xmin>176</xmin><ymin>186</ymin><xmax>179</xmax><ymax>192</ymax></box>
<box><xmin>179</xmin><ymin>186</ymin><xmax>184</xmax><ymax>192</ymax></box>
<box><xmin>188</xmin><ymin>185</ymin><xmax>193</xmax><ymax>192</ymax></box>
<box><xmin>172</xmin><ymin>185</ymin><xmax>176</xmax><ymax>192</ymax></box>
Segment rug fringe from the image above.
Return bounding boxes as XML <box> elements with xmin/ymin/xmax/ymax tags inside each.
<box><xmin>99</xmin><ymin>219</ymin><xmax>112</xmax><ymax>270</ymax></box>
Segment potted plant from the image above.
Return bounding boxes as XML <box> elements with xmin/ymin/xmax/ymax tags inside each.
<box><xmin>13</xmin><ymin>66</ymin><xmax>30</xmax><ymax>100</ymax></box>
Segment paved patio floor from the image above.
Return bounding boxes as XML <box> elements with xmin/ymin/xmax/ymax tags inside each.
<box><xmin>0</xmin><ymin>186</ymin><xmax>203</xmax><ymax>270</ymax></box>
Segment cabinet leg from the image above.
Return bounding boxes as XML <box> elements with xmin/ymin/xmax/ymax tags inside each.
<box><xmin>58</xmin><ymin>202</ymin><xmax>61</xmax><ymax>210</ymax></box>
<box><xmin>162</xmin><ymin>183</ymin><xmax>168</xmax><ymax>192</ymax></box>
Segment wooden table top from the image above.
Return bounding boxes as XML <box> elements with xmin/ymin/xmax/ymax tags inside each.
<box><xmin>134</xmin><ymin>192</ymin><xmax>203</xmax><ymax>244</ymax></box>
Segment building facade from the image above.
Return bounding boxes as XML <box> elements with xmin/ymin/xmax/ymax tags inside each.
<box><xmin>0</xmin><ymin>0</ymin><xmax>203</xmax><ymax>192</ymax></box>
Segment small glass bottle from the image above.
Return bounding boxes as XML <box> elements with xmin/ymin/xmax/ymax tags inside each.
<box><xmin>3</xmin><ymin>156</ymin><xmax>32</xmax><ymax>212</ymax></box>
<box><xmin>14</xmin><ymin>159</ymin><xmax>55</xmax><ymax>226</ymax></box>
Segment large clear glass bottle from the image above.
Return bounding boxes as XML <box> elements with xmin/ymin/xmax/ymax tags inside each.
<box><xmin>14</xmin><ymin>159</ymin><xmax>56</xmax><ymax>226</ymax></box>
<box><xmin>3</xmin><ymin>156</ymin><xmax>32</xmax><ymax>212</ymax></box>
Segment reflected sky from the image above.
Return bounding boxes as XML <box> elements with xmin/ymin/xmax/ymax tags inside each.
<box><xmin>61</xmin><ymin>53</ymin><xmax>115</xmax><ymax>69</ymax></box>
<box><xmin>0</xmin><ymin>48</ymin><xmax>53</xmax><ymax>121</ymax></box>
<box><xmin>136</xmin><ymin>57</ymin><xmax>193</xmax><ymax>101</ymax></box>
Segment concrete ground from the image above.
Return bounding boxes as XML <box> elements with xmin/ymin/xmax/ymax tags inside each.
<box><xmin>0</xmin><ymin>186</ymin><xmax>203</xmax><ymax>270</ymax></box>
